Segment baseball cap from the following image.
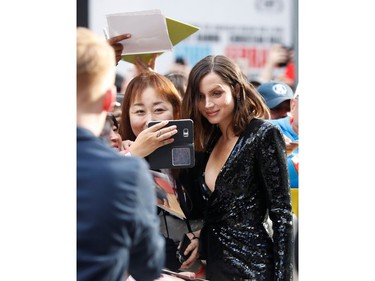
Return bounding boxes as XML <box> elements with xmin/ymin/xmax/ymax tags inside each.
<box><xmin>257</xmin><ymin>81</ymin><xmax>294</xmax><ymax>109</ymax></box>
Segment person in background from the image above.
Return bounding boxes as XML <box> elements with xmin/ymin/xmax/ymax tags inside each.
<box><xmin>258</xmin><ymin>43</ymin><xmax>296</xmax><ymax>90</ymax></box>
<box><xmin>76</xmin><ymin>27</ymin><xmax>165</xmax><ymax>281</ymax></box>
<box><xmin>256</xmin><ymin>80</ymin><xmax>294</xmax><ymax>120</ymax></box>
<box><xmin>100</xmin><ymin>113</ymin><xmax>125</xmax><ymax>153</ymax></box>
<box><xmin>111</xmin><ymin>73</ymin><xmax>125</xmax><ymax>125</ymax></box>
<box><xmin>271</xmin><ymin>92</ymin><xmax>299</xmax><ymax>189</ymax></box>
<box><xmin>256</xmin><ymin>80</ymin><xmax>298</xmax><ymax>157</ymax></box>
<box><xmin>270</xmin><ymin>91</ymin><xmax>299</xmax><ymax>231</ymax></box>
<box><xmin>115</xmin><ymin>73</ymin><xmax>126</xmax><ymax>105</ymax></box>
<box><xmin>165</xmin><ymin>72</ymin><xmax>188</xmax><ymax>98</ymax></box>
<box><xmin>167</xmin><ymin>56</ymin><xmax>190</xmax><ymax>78</ymax></box>
<box><xmin>256</xmin><ymin>81</ymin><xmax>299</xmax><ymax>210</ymax></box>
<box><xmin>181</xmin><ymin>55</ymin><xmax>293</xmax><ymax>280</ymax></box>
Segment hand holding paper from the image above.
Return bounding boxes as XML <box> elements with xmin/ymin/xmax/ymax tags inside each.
<box><xmin>106</xmin><ymin>33</ymin><xmax>131</xmax><ymax>64</ymax></box>
<box><xmin>106</xmin><ymin>9</ymin><xmax>199</xmax><ymax>64</ymax></box>
<box><xmin>107</xmin><ymin>10</ymin><xmax>173</xmax><ymax>55</ymax></box>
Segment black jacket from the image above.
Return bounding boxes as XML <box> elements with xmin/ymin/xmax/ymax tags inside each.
<box><xmin>199</xmin><ymin>119</ymin><xmax>293</xmax><ymax>281</ymax></box>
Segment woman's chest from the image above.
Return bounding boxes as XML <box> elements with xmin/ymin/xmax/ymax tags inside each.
<box><xmin>204</xmin><ymin>136</ymin><xmax>239</xmax><ymax>191</ymax></box>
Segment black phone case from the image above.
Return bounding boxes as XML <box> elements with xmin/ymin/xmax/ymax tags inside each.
<box><xmin>147</xmin><ymin>119</ymin><xmax>195</xmax><ymax>169</ymax></box>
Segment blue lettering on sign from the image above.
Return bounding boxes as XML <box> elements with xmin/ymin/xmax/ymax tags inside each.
<box><xmin>174</xmin><ymin>45</ymin><xmax>212</xmax><ymax>67</ymax></box>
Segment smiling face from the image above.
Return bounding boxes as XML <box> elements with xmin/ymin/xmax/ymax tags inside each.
<box><xmin>198</xmin><ymin>72</ymin><xmax>235</xmax><ymax>129</ymax></box>
<box><xmin>182</xmin><ymin>55</ymin><xmax>270</xmax><ymax>151</ymax></box>
<box><xmin>119</xmin><ymin>72</ymin><xmax>181</xmax><ymax>141</ymax></box>
<box><xmin>129</xmin><ymin>87</ymin><xmax>175</xmax><ymax>137</ymax></box>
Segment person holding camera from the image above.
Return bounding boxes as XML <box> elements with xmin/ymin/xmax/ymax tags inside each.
<box><xmin>118</xmin><ymin>69</ymin><xmax>206</xmax><ymax>276</ymax></box>
<box><xmin>258</xmin><ymin>43</ymin><xmax>295</xmax><ymax>89</ymax></box>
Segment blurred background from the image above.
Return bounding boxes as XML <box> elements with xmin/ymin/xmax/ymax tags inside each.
<box><xmin>77</xmin><ymin>0</ymin><xmax>298</xmax><ymax>87</ymax></box>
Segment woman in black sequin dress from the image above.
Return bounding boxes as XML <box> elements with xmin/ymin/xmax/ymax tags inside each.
<box><xmin>180</xmin><ymin>55</ymin><xmax>293</xmax><ymax>280</ymax></box>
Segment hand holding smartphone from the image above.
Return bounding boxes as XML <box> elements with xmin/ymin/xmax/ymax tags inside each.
<box><xmin>147</xmin><ymin>119</ymin><xmax>195</xmax><ymax>169</ymax></box>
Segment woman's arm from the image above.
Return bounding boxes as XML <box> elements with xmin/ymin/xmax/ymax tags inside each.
<box><xmin>258</xmin><ymin>124</ymin><xmax>293</xmax><ymax>280</ymax></box>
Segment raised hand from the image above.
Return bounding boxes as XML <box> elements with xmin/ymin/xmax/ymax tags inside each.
<box><xmin>107</xmin><ymin>33</ymin><xmax>131</xmax><ymax>65</ymax></box>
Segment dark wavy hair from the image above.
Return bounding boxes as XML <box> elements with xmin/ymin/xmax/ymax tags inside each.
<box><xmin>181</xmin><ymin>55</ymin><xmax>270</xmax><ymax>151</ymax></box>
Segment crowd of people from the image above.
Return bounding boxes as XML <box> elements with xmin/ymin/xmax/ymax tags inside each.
<box><xmin>77</xmin><ymin>25</ymin><xmax>299</xmax><ymax>281</ymax></box>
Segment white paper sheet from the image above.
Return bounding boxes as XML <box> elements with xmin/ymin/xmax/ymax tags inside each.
<box><xmin>106</xmin><ymin>9</ymin><xmax>173</xmax><ymax>55</ymax></box>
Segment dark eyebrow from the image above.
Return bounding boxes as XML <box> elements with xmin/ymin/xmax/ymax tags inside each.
<box><xmin>132</xmin><ymin>101</ymin><xmax>166</xmax><ymax>107</ymax></box>
<box><xmin>199</xmin><ymin>86</ymin><xmax>222</xmax><ymax>97</ymax></box>
<box><xmin>208</xmin><ymin>85</ymin><xmax>223</xmax><ymax>94</ymax></box>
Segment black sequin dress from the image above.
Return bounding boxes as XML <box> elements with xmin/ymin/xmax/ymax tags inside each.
<box><xmin>198</xmin><ymin>118</ymin><xmax>293</xmax><ymax>281</ymax></box>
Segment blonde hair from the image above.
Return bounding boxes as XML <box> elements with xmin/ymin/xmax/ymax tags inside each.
<box><xmin>77</xmin><ymin>27</ymin><xmax>115</xmax><ymax>107</ymax></box>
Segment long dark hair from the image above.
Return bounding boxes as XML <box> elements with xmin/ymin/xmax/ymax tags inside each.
<box><xmin>181</xmin><ymin>55</ymin><xmax>270</xmax><ymax>151</ymax></box>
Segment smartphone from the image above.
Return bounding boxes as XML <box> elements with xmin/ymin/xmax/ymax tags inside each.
<box><xmin>147</xmin><ymin>119</ymin><xmax>195</xmax><ymax>169</ymax></box>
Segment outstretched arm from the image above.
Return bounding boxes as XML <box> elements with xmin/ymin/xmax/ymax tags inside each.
<box><xmin>258</xmin><ymin>43</ymin><xmax>289</xmax><ymax>83</ymax></box>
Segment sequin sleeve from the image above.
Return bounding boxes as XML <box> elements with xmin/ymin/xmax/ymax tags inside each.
<box><xmin>258</xmin><ymin>123</ymin><xmax>293</xmax><ymax>280</ymax></box>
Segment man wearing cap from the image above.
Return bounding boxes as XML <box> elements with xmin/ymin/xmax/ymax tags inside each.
<box><xmin>257</xmin><ymin>80</ymin><xmax>299</xmax><ymax>194</ymax></box>
<box><xmin>258</xmin><ymin>79</ymin><xmax>299</xmax><ymax>205</ymax></box>
<box><xmin>257</xmin><ymin>80</ymin><xmax>294</xmax><ymax>119</ymax></box>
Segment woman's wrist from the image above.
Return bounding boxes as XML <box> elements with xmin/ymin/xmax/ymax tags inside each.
<box><xmin>189</xmin><ymin>232</ymin><xmax>199</xmax><ymax>240</ymax></box>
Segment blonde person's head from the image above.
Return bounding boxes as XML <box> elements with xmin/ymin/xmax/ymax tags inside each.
<box><xmin>77</xmin><ymin>27</ymin><xmax>116</xmax><ymax>111</ymax></box>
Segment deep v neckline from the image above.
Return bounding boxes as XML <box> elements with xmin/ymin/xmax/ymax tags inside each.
<box><xmin>204</xmin><ymin>134</ymin><xmax>240</xmax><ymax>192</ymax></box>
